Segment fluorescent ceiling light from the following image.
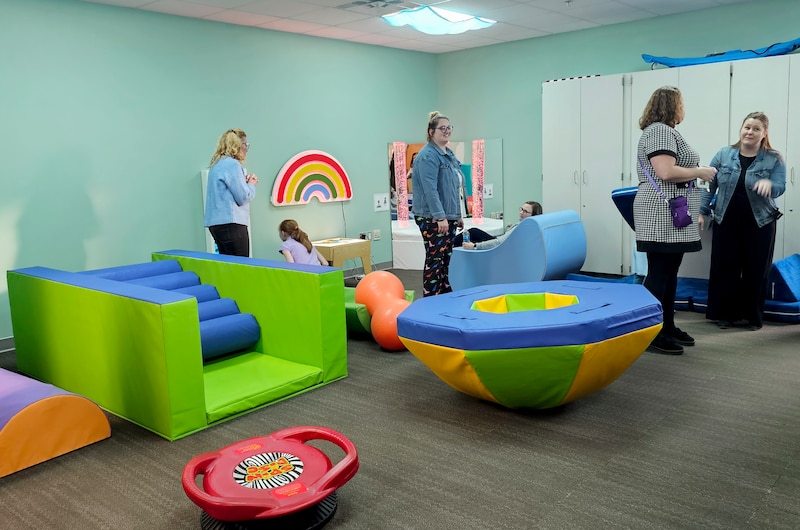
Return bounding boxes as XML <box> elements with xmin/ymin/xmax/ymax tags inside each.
<box><xmin>382</xmin><ymin>5</ymin><xmax>496</xmax><ymax>35</ymax></box>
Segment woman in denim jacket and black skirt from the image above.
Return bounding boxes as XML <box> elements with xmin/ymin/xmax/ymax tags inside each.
<box><xmin>412</xmin><ymin>111</ymin><xmax>463</xmax><ymax>297</ymax></box>
<box><xmin>699</xmin><ymin>112</ymin><xmax>786</xmax><ymax>331</ymax></box>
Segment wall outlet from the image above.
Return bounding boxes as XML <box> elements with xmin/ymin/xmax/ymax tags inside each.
<box><xmin>359</xmin><ymin>231</ymin><xmax>371</xmax><ymax>240</ymax></box>
<box><xmin>372</xmin><ymin>229</ymin><xmax>381</xmax><ymax>241</ymax></box>
<box><xmin>483</xmin><ymin>183</ymin><xmax>494</xmax><ymax>199</ymax></box>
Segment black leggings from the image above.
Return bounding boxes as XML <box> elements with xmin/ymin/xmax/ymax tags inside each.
<box><xmin>453</xmin><ymin>228</ymin><xmax>496</xmax><ymax>247</ymax></box>
<box><xmin>644</xmin><ymin>252</ymin><xmax>684</xmax><ymax>332</ymax></box>
<box><xmin>208</xmin><ymin>223</ymin><xmax>250</xmax><ymax>257</ymax></box>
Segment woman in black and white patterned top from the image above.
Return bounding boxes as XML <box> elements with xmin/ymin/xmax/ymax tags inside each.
<box><xmin>633</xmin><ymin>86</ymin><xmax>717</xmax><ymax>355</ymax></box>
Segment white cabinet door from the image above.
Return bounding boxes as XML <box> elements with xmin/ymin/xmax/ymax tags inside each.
<box><xmin>542</xmin><ymin>79</ymin><xmax>581</xmax><ymax>214</ymax></box>
<box><xmin>731</xmin><ymin>56</ymin><xmax>790</xmax><ymax>260</ymax></box>
<box><xmin>580</xmin><ymin>75</ymin><xmax>624</xmax><ymax>275</ymax></box>
<box><xmin>543</xmin><ymin>75</ymin><xmax>624</xmax><ymax>274</ymax></box>
<box><xmin>784</xmin><ymin>55</ymin><xmax>800</xmax><ymax>257</ymax></box>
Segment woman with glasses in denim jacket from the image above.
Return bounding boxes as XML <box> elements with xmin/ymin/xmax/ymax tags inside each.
<box><xmin>204</xmin><ymin>128</ymin><xmax>258</xmax><ymax>257</ymax></box>
<box><xmin>699</xmin><ymin>112</ymin><xmax>786</xmax><ymax>331</ymax></box>
<box><xmin>412</xmin><ymin>111</ymin><xmax>463</xmax><ymax>296</ymax></box>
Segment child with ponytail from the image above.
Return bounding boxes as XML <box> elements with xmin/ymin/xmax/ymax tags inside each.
<box><xmin>278</xmin><ymin>219</ymin><xmax>328</xmax><ymax>266</ymax></box>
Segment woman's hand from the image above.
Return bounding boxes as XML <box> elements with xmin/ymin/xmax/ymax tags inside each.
<box><xmin>436</xmin><ymin>219</ymin><xmax>449</xmax><ymax>234</ymax></box>
<box><xmin>697</xmin><ymin>166</ymin><xmax>717</xmax><ymax>183</ymax></box>
<box><xmin>698</xmin><ymin>214</ymin><xmax>707</xmax><ymax>231</ymax></box>
<box><xmin>246</xmin><ymin>174</ymin><xmax>259</xmax><ymax>185</ymax></box>
<box><xmin>753</xmin><ymin>178</ymin><xmax>772</xmax><ymax>197</ymax></box>
<box><xmin>463</xmin><ymin>242</ymin><xmax>475</xmax><ymax>250</ymax></box>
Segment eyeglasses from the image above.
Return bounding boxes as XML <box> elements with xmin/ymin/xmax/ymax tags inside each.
<box><xmin>436</xmin><ymin>126</ymin><xmax>454</xmax><ymax>133</ymax></box>
<box><xmin>242</xmin><ymin>142</ymin><xmax>251</xmax><ymax>149</ymax></box>
<box><xmin>520</xmin><ymin>207</ymin><xmax>533</xmax><ymax>214</ymax></box>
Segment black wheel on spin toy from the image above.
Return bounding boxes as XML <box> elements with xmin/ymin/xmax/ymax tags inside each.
<box><xmin>199</xmin><ymin>492</ymin><xmax>338</xmax><ymax>530</ymax></box>
<box><xmin>183</xmin><ymin>427</ymin><xmax>358</xmax><ymax>528</ymax></box>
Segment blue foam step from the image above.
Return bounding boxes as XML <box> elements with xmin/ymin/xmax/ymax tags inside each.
<box><xmin>198</xmin><ymin>298</ymin><xmax>241</xmax><ymax>322</ymax></box>
<box><xmin>199</xmin><ymin>313</ymin><xmax>260</xmax><ymax>361</ymax></box>
<box><xmin>126</xmin><ymin>271</ymin><xmax>200</xmax><ymax>290</ymax></box>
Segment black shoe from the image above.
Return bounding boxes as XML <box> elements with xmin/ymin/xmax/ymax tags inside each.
<box><xmin>667</xmin><ymin>327</ymin><xmax>694</xmax><ymax>346</ymax></box>
<box><xmin>648</xmin><ymin>333</ymin><xmax>684</xmax><ymax>355</ymax></box>
<box><xmin>731</xmin><ymin>319</ymin><xmax>750</xmax><ymax>328</ymax></box>
<box><xmin>717</xmin><ymin>320</ymin><xmax>732</xmax><ymax>329</ymax></box>
<box><xmin>748</xmin><ymin>323</ymin><xmax>763</xmax><ymax>331</ymax></box>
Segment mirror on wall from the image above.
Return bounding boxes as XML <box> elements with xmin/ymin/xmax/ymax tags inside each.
<box><xmin>387</xmin><ymin>139</ymin><xmax>504</xmax><ymax>270</ymax></box>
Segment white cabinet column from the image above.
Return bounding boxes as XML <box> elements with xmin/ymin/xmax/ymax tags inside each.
<box><xmin>543</xmin><ymin>75</ymin><xmax>624</xmax><ymax>275</ymax></box>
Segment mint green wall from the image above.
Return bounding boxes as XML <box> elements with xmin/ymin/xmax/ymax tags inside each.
<box><xmin>0</xmin><ymin>0</ymin><xmax>436</xmax><ymax>337</ymax></box>
<box><xmin>439</xmin><ymin>0</ymin><xmax>800</xmax><ymax>217</ymax></box>
<box><xmin>2</xmin><ymin>0</ymin><xmax>798</xmax><ymax>339</ymax></box>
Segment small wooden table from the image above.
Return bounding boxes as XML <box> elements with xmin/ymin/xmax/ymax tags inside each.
<box><xmin>313</xmin><ymin>238</ymin><xmax>372</xmax><ymax>274</ymax></box>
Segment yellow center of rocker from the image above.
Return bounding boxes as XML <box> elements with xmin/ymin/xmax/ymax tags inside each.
<box><xmin>470</xmin><ymin>293</ymin><xmax>579</xmax><ymax>314</ymax></box>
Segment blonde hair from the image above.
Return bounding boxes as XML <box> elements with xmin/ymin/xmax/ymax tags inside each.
<box><xmin>732</xmin><ymin>112</ymin><xmax>775</xmax><ymax>152</ymax></box>
<box><xmin>426</xmin><ymin>111</ymin><xmax>449</xmax><ymax>142</ymax></box>
<box><xmin>209</xmin><ymin>128</ymin><xmax>247</xmax><ymax>166</ymax></box>
<box><xmin>279</xmin><ymin>219</ymin><xmax>312</xmax><ymax>252</ymax></box>
<box><xmin>639</xmin><ymin>86</ymin><xmax>683</xmax><ymax>130</ymax></box>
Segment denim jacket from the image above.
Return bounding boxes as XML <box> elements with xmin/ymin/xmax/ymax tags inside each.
<box><xmin>411</xmin><ymin>141</ymin><xmax>462</xmax><ymax>220</ymax></box>
<box><xmin>700</xmin><ymin>146</ymin><xmax>786</xmax><ymax>228</ymax></box>
<box><xmin>204</xmin><ymin>156</ymin><xmax>255</xmax><ymax>227</ymax></box>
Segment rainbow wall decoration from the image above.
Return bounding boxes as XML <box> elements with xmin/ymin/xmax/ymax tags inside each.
<box><xmin>272</xmin><ymin>150</ymin><xmax>353</xmax><ymax>206</ymax></box>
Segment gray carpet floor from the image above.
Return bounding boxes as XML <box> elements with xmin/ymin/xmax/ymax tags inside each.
<box><xmin>1</xmin><ymin>269</ymin><xmax>799</xmax><ymax>529</ymax></box>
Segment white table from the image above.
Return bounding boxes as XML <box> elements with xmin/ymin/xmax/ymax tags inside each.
<box><xmin>391</xmin><ymin>218</ymin><xmax>505</xmax><ymax>270</ymax></box>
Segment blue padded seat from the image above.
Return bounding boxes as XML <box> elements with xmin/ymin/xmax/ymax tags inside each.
<box><xmin>449</xmin><ymin>210</ymin><xmax>586</xmax><ymax>291</ymax></box>
<box><xmin>125</xmin><ymin>271</ymin><xmax>200</xmax><ymax>290</ymax></box>
<box><xmin>199</xmin><ymin>313</ymin><xmax>260</xmax><ymax>361</ymax></box>
<box><xmin>198</xmin><ymin>298</ymin><xmax>241</xmax><ymax>322</ymax></box>
<box><xmin>81</xmin><ymin>260</ymin><xmax>182</xmax><ymax>281</ymax></box>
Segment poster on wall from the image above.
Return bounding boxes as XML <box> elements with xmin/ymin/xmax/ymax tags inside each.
<box><xmin>271</xmin><ymin>150</ymin><xmax>353</xmax><ymax>206</ymax></box>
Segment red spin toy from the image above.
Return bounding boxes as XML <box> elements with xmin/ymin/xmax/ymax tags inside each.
<box><xmin>182</xmin><ymin>426</ymin><xmax>359</xmax><ymax>525</ymax></box>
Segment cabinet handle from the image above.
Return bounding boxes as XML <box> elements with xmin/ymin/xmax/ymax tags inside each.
<box><xmin>582</xmin><ymin>170</ymin><xmax>588</xmax><ymax>184</ymax></box>
<box><xmin>792</xmin><ymin>167</ymin><xmax>795</xmax><ymax>185</ymax></box>
<box><xmin>573</xmin><ymin>170</ymin><xmax>579</xmax><ymax>184</ymax></box>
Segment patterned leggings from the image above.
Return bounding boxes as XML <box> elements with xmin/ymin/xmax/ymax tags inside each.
<box><xmin>415</xmin><ymin>216</ymin><xmax>456</xmax><ymax>297</ymax></box>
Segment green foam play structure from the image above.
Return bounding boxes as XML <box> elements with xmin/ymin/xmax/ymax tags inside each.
<box><xmin>7</xmin><ymin>250</ymin><xmax>347</xmax><ymax>440</ymax></box>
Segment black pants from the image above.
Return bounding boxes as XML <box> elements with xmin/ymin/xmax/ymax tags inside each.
<box><xmin>644</xmin><ymin>251</ymin><xmax>684</xmax><ymax>332</ymax></box>
<box><xmin>415</xmin><ymin>216</ymin><xmax>456</xmax><ymax>297</ymax></box>
<box><xmin>208</xmin><ymin>223</ymin><xmax>250</xmax><ymax>257</ymax></box>
<box><xmin>706</xmin><ymin>216</ymin><xmax>775</xmax><ymax>327</ymax></box>
<box><xmin>453</xmin><ymin>228</ymin><xmax>496</xmax><ymax>247</ymax></box>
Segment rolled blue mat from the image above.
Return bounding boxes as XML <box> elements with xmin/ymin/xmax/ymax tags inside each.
<box><xmin>199</xmin><ymin>313</ymin><xmax>260</xmax><ymax>361</ymax></box>
<box><xmin>173</xmin><ymin>284</ymin><xmax>220</xmax><ymax>303</ymax></box>
<box><xmin>126</xmin><ymin>271</ymin><xmax>200</xmax><ymax>290</ymax></box>
<box><xmin>198</xmin><ymin>298</ymin><xmax>240</xmax><ymax>322</ymax></box>
<box><xmin>80</xmin><ymin>260</ymin><xmax>182</xmax><ymax>280</ymax></box>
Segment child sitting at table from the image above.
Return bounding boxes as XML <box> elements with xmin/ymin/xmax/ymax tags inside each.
<box><xmin>278</xmin><ymin>219</ymin><xmax>329</xmax><ymax>266</ymax></box>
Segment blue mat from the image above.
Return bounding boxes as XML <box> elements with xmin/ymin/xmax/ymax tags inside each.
<box><xmin>643</xmin><ymin>37</ymin><xmax>800</xmax><ymax>68</ymax></box>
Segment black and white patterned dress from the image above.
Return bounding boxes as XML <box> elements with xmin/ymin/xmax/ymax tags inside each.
<box><xmin>633</xmin><ymin>122</ymin><xmax>702</xmax><ymax>253</ymax></box>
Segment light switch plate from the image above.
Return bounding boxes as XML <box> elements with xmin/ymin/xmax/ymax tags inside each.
<box><xmin>374</xmin><ymin>193</ymin><xmax>390</xmax><ymax>212</ymax></box>
<box><xmin>483</xmin><ymin>184</ymin><xmax>494</xmax><ymax>199</ymax></box>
